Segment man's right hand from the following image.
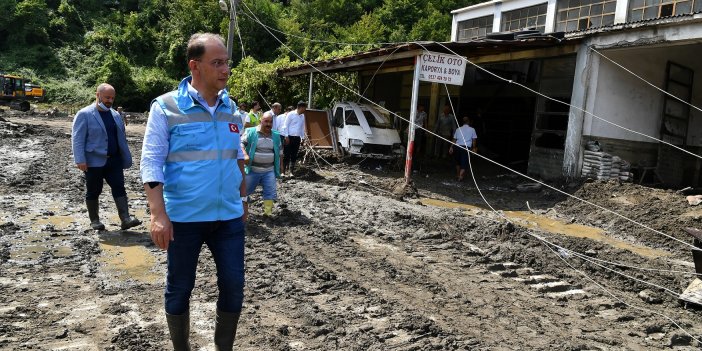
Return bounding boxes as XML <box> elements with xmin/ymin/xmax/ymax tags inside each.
<box><xmin>77</xmin><ymin>163</ymin><xmax>88</xmax><ymax>172</ymax></box>
<box><xmin>150</xmin><ymin>212</ymin><xmax>174</xmax><ymax>250</ymax></box>
<box><xmin>284</xmin><ymin>136</ymin><xmax>290</xmax><ymax>145</ymax></box>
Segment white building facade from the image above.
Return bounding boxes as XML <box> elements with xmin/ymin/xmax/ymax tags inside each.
<box><xmin>452</xmin><ymin>0</ymin><xmax>702</xmax><ymax>186</ymax></box>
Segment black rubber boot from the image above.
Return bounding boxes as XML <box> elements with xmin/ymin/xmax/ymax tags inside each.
<box><xmin>166</xmin><ymin>312</ymin><xmax>191</xmax><ymax>351</ymax></box>
<box><xmin>214</xmin><ymin>310</ymin><xmax>240</xmax><ymax>351</ymax></box>
<box><xmin>85</xmin><ymin>199</ymin><xmax>105</xmax><ymax>230</ymax></box>
<box><xmin>114</xmin><ymin>196</ymin><xmax>141</xmax><ymax>230</ymax></box>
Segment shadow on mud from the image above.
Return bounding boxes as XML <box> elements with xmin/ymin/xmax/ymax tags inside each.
<box><xmin>97</xmin><ymin>229</ymin><xmax>152</xmax><ymax>248</ymax></box>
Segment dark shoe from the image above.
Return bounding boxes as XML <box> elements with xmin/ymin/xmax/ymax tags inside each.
<box><xmin>85</xmin><ymin>199</ymin><xmax>105</xmax><ymax>230</ymax></box>
<box><xmin>214</xmin><ymin>309</ymin><xmax>241</xmax><ymax>351</ymax></box>
<box><xmin>114</xmin><ymin>196</ymin><xmax>141</xmax><ymax>230</ymax></box>
<box><xmin>166</xmin><ymin>312</ymin><xmax>191</xmax><ymax>351</ymax></box>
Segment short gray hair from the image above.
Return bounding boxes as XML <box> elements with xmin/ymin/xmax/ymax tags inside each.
<box><xmin>262</xmin><ymin>111</ymin><xmax>274</xmax><ymax>120</ymax></box>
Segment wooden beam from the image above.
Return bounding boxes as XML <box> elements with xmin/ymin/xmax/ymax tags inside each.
<box><xmin>468</xmin><ymin>44</ymin><xmax>579</xmax><ymax>64</ymax></box>
<box><xmin>280</xmin><ymin>50</ymin><xmax>423</xmax><ymax>77</ymax></box>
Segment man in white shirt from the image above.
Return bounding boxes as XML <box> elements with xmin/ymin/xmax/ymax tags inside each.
<box><xmin>275</xmin><ymin>105</ymin><xmax>293</xmax><ymax>146</ymax></box>
<box><xmin>449</xmin><ymin>116</ymin><xmax>478</xmax><ymax>182</ymax></box>
<box><xmin>268</xmin><ymin>102</ymin><xmax>282</xmax><ymax>130</ymax></box>
<box><xmin>282</xmin><ymin>101</ymin><xmax>307</xmax><ymax>176</ymax></box>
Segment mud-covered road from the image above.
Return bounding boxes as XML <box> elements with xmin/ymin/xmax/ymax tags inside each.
<box><xmin>1</xmin><ymin>112</ymin><xmax>702</xmax><ymax>350</ymax></box>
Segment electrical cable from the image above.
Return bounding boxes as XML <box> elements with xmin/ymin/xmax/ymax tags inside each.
<box><xmin>439</xmin><ymin>77</ymin><xmax>702</xmax><ymax>342</ymax></box>
<box><xmin>591</xmin><ymin>47</ymin><xmax>702</xmax><ymax>114</ymax></box>
<box><xmin>240</xmin><ymin>0</ymin><xmax>702</xmax><ymax>252</ymax></box>
<box><xmin>432</xmin><ymin>41</ymin><xmax>702</xmax><ymax>161</ymax></box>
<box><xmin>239</xmin><ymin>3</ymin><xmax>702</xmax><ymax>161</ymax></box>
<box><xmin>239</xmin><ymin>9</ymin><xmax>702</xmax><ymax>341</ymax></box>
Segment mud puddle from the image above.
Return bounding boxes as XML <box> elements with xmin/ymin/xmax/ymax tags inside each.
<box><xmin>422</xmin><ymin>197</ymin><xmax>670</xmax><ymax>258</ymax></box>
<box><xmin>98</xmin><ymin>232</ymin><xmax>159</xmax><ymax>284</ymax></box>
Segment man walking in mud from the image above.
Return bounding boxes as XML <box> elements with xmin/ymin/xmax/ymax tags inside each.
<box><xmin>71</xmin><ymin>83</ymin><xmax>141</xmax><ymax>231</ymax></box>
<box><xmin>140</xmin><ymin>33</ymin><xmax>247</xmax><ymax>351</ymax></box>
<box><xmin>242</xmin><ymin>111</ymin><xmax>282</xmax><ymax>216</ymax></box>
<box><xmin>449</xmin><ymin>116</ymin><xmax>478</xmax><ymax>182</ymax></box>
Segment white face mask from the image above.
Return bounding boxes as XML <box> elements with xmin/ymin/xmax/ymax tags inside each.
<box><xmin>97</xmin><ymin>94</ymin><xmax>111</xmax><ymax>111</ymax></box>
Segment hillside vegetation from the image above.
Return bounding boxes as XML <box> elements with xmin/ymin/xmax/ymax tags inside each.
<box><xmin>0</xmin><ymin>0</ymin><xmax>474</xmax><ymax>110</ymax></box>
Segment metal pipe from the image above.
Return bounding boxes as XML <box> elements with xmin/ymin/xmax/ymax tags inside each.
<box><xmin>308</xmin><ymin>73</ymin><xmax>314</xmax><ymax>109</ymax></box>
<box><xmin>405</xmin><ymin>56</ymin><xmax>421</xmax><ymax>184</ymax></box>
<box><xmin>227</xmin><ymin>0</ymin><xmax>238</xmax><ymax>60</ymax></box>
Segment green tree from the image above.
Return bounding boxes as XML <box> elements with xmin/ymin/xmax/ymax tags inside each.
<box><xmin>94</xmin><ymin>52</ymin><xmax>137</xmax><ymax>108</ymax></box>
<box><xmin>49</xmin><ymin>0</ymin><xmax>86</xmax><ymax>44</ymax></box>
<box><xmin>155</xmin><ymin>0</ymin><xmax>228</xmax><ymax>77</ymax></box>
<box><xmin>12</xmin><ymin>0</ymin><xmax>51</xmax><ymax>45</ymax></box>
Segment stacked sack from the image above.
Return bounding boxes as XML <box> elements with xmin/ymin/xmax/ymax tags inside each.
<box><xmin>581</xmin><ymin>143</ymin><xmax>633</xmax><ymax>181</ymax></box>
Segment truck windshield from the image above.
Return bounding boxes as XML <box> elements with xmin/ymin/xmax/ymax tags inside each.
<box><xmin>362</xmin><ymin>110</ymin><xmax>391</xmax><ymax>129</ymax></box>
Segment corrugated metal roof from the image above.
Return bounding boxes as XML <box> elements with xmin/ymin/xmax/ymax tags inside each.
<box><xmin>278</xmin><ymin>13</ymin><xmax>702</xmax><ymax>77</ymax></box>
<box><xmin>564</xmin><ymin>11</ymin><xmax>702</xmax><ymax>37</ymax></box>
<box><xmin>278</xmin><ymin>36</ymin><xmax>572</xmax><ymax>76</ymax></box>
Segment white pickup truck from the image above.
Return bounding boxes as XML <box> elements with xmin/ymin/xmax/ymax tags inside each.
<box><xmin>329</xmin><ymin>102</ymin><xmax>403</xmax><ymax>159</ymax></box>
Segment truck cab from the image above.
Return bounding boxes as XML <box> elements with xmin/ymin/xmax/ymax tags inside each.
<box><xmin>331</xmin><ymin>102</ymin><xmax>403</xmax><ymax>159</ymax></box>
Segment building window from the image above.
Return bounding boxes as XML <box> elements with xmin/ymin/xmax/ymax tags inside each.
<box><xmin>556</xmin><ymin>0</ymin><xmax>617</xmax><ymax>32</ymax></box>
<box><xmin>457</xmin><ymin>15</ymin><xmax>494</xmax><ymax>41</ymax></box>
<box><xmin>629</xmin><ymin>0</ymin><xmax>702</xmax><ymax>21</ymax></box>
<box><xmin>501</xmin><ymin>4</ymin><xmax>548</xmax><ymax>32</ymax></box>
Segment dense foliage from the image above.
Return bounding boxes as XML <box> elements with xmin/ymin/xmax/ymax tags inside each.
<box><xmin>0</xmin><ymin>0</ymin><xmax>475</xmax><ymax>110</ymax></box>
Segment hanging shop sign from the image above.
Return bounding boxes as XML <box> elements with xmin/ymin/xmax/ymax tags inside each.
<box><xmin>417</xmin><ymin>51</ymin><xmax>467</xmax><ymax>86</ymax></box>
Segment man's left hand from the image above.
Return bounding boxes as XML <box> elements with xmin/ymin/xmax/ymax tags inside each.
<box><xmin>242</xmin><ymin>203</ymin><xmax>248</xmax><ymax>222</ymax></box>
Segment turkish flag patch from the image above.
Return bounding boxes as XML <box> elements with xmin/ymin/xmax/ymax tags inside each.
<box><xmin>228</xmin><ymin>123</ymin><xmax>240</xmax><ymax>133</ymax></box>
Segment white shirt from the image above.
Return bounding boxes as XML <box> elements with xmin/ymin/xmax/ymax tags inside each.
<box><xmin>453</xmin><ymin>125</ymin><xmax>477</xmax><ymax>147</ymax></box>
<box><xmin>273</xmin><ymin>112</ymin><xmax>287</xmax><ymax>133</ymax></box>
<box><xmin>282</xmin><ymin>111</ymin><xmax>306</xmax><ymax>138</ymax></box>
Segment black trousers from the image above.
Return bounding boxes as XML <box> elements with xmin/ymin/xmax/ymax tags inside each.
<box><xmin>283</xmin><ymin>136</ymin><xmax>301</xmax><ymax>173</ymax></box>
<box><xmin>85</xmin><ymin>156</ymin><xmax>127</xmax><ymax>200</ymax></box>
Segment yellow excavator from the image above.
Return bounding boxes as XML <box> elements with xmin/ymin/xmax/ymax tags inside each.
<box><xmin>0</xmin><ymin>73</ymin><xmax>45</xmax><ymax>111</ymax></box>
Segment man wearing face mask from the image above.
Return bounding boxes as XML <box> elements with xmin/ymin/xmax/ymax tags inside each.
<box><xmin>71</xmin><ymin>83</ymin><xmax>141</xmax><ymax>231</ymax></box>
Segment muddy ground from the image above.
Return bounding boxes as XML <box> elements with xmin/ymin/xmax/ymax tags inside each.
<box><xmin>1</xmin><ymin>110</ymin><xmax>702</xmax><ymax>350</ymax></box>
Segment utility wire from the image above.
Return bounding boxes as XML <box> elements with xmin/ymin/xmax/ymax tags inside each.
<box><xmin>591</xmin><ymin>47</ymin><xmax>702</xmax><ymax>114</ymax></box>
<box><xmin>432</xmin><ymin>41</ymin><xmax>702</xmax><ymax>161</ymax></box>
<box><xmin>239</xmin><ymin>11</ymin><xmax>702</xmax><ymax>341</ymax></box>
<box><xmin>239</xmin><ymin>3</ymin><xmax>702</xmax><ymax>161</ymax></box>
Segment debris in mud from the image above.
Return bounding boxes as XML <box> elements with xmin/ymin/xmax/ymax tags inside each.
<box><xmin>3</xmin><ymin>114</ymin><xmax>702</xmax><ymax>350</ymax></box>
<box><xmin>107</xmin><ymin>324</ymin><xmax>160</xmax><ymax>350</ymax></box>
<box><xmin>293</xmin><ymin>166</ymin><xmax>323</xmax><ymax>181</ymax></box>
<box><xmin>639</xmin><ymin>289</ymin><xmax>663</xmax><ymax>304</ymax></box>
<box><xmin>389</xmin><ymin>178</ymin><xmax>419</xmax><ymax>199</ymax></box>
<box><xmin>687</xmin><ymin>195</ymin><xmax>702</xmax><ymax>206</ymax></box>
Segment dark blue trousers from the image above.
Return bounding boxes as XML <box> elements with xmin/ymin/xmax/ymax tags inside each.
<box><xmin>165</xmin><ymin>218</ymin><xmax>246</xmax><ymax>315</ymax></box>
<box><xmin>84</xmin><ymin>156</ymin><xmax>127</xmax><ymax>200</ymax></box>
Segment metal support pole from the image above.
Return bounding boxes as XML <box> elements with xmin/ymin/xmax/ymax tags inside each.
<box><xmin>308</xmin><ymin>72</ymin><xmax>314</xmax><ymax>108</ymax></box>
<box><xmin>404</xmin><ymin>56</ymin><xmax>421</xmax><ymax>184</ymax></box>
<box><xmin>226</xmin><ymin>0</ymin><xmax>237</xmax><ymax>60</ymax></box>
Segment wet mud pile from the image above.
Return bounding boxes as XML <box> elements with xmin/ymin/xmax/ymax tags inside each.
<box><xmin>1</xmin><ymin>114</ymin><xmax>702</xmax><ymax>350</ymax></box>
<box><xmin>555</xmin><ymin>180</ymin><xmax>702</xmax><ymax>253</ymax></box>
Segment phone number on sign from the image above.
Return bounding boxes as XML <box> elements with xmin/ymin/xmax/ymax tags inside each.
<box><xmin>427</xmin><ymin>75</ymin><xmax>452</xmax><ymax>82</ymax></box>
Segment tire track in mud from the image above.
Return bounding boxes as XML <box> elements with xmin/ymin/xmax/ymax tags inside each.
<box><xmin>246</xmin><ymin>178</ymin><xmax>702</xmax><ymax>350</ymax></box>
<box><xmin>2</xmin><ymin>116</ymin><xmax>702</xmax><ymax>349</ymax></box>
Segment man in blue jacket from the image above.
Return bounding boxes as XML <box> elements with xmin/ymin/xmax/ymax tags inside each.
<box><xmin>141</xmin><ymin>33</ymin><xmax>247</xmax><ymax>351</ymax></box>
<box><xmin>242</xmin><ymin>111</ymin><xmax>282</xmax><ymax>216</ymax></box>
<box><xmin>71</xmin><ymin>83</ymin><xmax>141</xmax><ymax>231</ymax></box>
